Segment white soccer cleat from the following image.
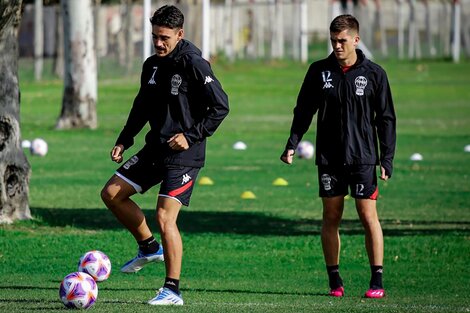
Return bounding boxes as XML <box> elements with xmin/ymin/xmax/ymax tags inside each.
<box><xmin>148</xmin><ymin>287</ymin><xmax>184</xmax><ymax>305</ymax></box>
<box><xmin>120</xmin><ymin>245</ymin><xmax>164</xmax><ymax>273</ymax></box>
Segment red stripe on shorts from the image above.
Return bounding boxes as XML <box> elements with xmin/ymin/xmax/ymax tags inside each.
<box><xmin>168</xmin><ymin>181</ymin><xmax>193</xmax><ymax>197</ymax></box>
<box><xmin>369</xmin><ymin>186</ymin><xmax>379</xmax><ymax>200</ymax></box>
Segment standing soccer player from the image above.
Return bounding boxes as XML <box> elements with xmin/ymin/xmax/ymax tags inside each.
<box><xmin>281</xmin><ymin>14</ymin><xmax>396</xmax><ymax>298</ymax></box>
<box><xmin>101</xmin><ymin>5</ymin><xmax>229</xmax><ymax>305</ymax></box>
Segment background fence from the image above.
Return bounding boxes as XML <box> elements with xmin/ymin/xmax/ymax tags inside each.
<box><xmin>19</xmin><ymin>0</ymin><xmax>470</xmax><ymax>65</ymax></box>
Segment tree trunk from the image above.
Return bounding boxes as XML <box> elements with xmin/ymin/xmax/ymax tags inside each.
<box><xmin>373</xmin><ymin>0</ymin><xmax>388</xmax><ymax>58</ymax></box>
<box><xmin>451</xmin><ymin>0</ymin><xmax>461</xmax><ymax>63</ymax></box>
<box><xmin>0</xmin><ymin>0</ymin><xmax>32</xmax><ymax>224</ymax></box>
<box><xmin>122</xmin><ymin>0</ymin><xmax>134</xmax><ymax>74</ymax></box>
<box><xmin>270</xmin><ymin>0</ymin><xmax>284</xmax><ymax>59</ymax></box>
<box><xmin>53</xmin><ymin>5</ymin><xmax>64</xmax><ymax>79</ymax></box>
<box><xmin>423</xmin><ymin>0</ymin><xmax>436</xmax><ymax>57</ymax></box>
<box><xmin>34</xmin><ymin>0</ymin><xmax>44</xmax><ymax>81</ymax></box>
<box><xmin>56</xmin><ymin>0</ymin><xmax>98</xmax><ymax>130</ymax></box>
<box><xmin>397</xmin><ymin>0</ymin><xmax>405</xmax><ymax>59</ymax></box>
<box><xmin>94</xmin><ymin>0</ymin><xmax>106</xmax><ymax>69</ymax></box>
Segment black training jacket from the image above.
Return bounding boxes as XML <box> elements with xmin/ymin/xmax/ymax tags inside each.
<box><xmin>286</xmin><ymin>49</ymin><xmax>396</xmax><ymax>177</ymax></box>
<box><xmin>116</xmin><ymin>39</ymin><xmax>229</xmax><ymax>168</ymax></box>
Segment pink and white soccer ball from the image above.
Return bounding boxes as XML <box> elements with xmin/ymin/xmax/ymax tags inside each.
<box><xmin>59</xmin><ymin>271</ymin><xmax>98</xmax><ymax>309</ymax></box>
<box><xmin>296</xmin><ymin>140</ymin><xmax>314</xmax><ymax>159</ymax></box>
<box><xmin>78</xmin><ymin>250</ymin><xmax>112</xmax><ymax>282</ymax></box>
<box><xmin>30</xmin><ymin>138</ymin><xmax>48</xmax><ymax>156</ymax></box>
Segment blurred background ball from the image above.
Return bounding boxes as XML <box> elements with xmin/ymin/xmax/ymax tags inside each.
<box><xmin>21</xmin><ymin>140</ymin><xmax>31</xmax><ymax>149</ymax></box>
<box><xmin>410</xmin><ymin>153</ymin><xmax>423</xmax><ymax>161</ymax></box>
<box><xmin>296</xmin><ymin>140</ymin><xmax>314</xmax><ymax>159</ymax></box>
<box><xmin>233</xmin><ymin>141</ymin><xmax>247</xmax><ymax>150</ymax></box>
<box><xmin>30</xmin><ymin>138</ymin><xmax>48</xmax><ymax>156</ymax></box>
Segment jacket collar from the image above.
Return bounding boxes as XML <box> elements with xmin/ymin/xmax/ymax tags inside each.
<box><xmin>328</xmin><ymin>49</ymin><xmax>367</xmax><ymax>71</ymax></box>
<box><xmin>163</xmin><ymin>39</ymin><xmax>202</xmax><ymax>63</ymax></box>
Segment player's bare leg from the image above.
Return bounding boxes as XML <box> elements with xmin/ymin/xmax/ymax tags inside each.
<box><xmin>102</xmin><ymin>175</ymin><xmax>163</xmax><ymax>273</ymax></box>
<box><xmin>356</xmin><ymin>199</ymin><xmax>383</xmax><ymax>265</ymax></box>
<box><xmin>321</xmin><ymin>196</ymin><xmax>345</xmax><ymax>296</ymax></box>
<box><xmin>147</xmin><ymin>196</ymin><xmax>185</xmax><ymax>305</ymax></box>
<box><xmin>101</xmin><ymin>175</ymin><xmax>152</xmax><ymax>241</ymax></box>
<box><xmin>157</xmin><ymin>196</ymin><xmax>183</xmax><ymax>280</ymax></box>
<box><xmin>321</xmin><ymin>196</ymin><xmax>345</xmax><ymax>265</ymax></box>
<box><xmin>356</xmin><ymin>198</ymin><xmax>385</xmax><ymax>298</ymax></box>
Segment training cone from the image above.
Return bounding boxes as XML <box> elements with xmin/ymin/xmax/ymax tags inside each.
<box><xmin>241</xmin><ymin>191</ymin><xmax>256</xmax><ymax>199</ymax></box>
<box><xmin>272</xmin><ymin>178</ymin><xmax>288</xmax><ymax>186</ymax></box>
<box><xmin>198</xmin><ymin>176</ymin><xmax>214</xmax><ymax>185</ymax></box>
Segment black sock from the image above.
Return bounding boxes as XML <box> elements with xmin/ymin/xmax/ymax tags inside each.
<box><xmin>164</xmin><ymin>277</ymin><xmax>180</xmax><ymax>294</ymax></box>
<box><xmin>326</xmin><ymin>265</ymin><xmax>343</xmax><ymax>289</ymax></box>
<box><xmin>370</xmin><ymin>265</ymin><xmax>383</xmax><ymax>289</ymax></box>
<box><xmin>137</xmin><ymin>236</ymin><xmax>159</xmax><ymax>255</ymax></box>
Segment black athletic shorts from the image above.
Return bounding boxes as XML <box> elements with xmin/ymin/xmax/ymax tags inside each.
<box><xmin>317</xmin><ymin>164</ymin><xmax>378</xmax><ymax>199</ymax></box>
<box><xmin>115</xmin><ymin>149</ymin><xmax>200</xmax><ymax>206</ymax></box>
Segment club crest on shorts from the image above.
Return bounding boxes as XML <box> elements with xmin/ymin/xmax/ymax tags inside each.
<box><xmin>171</xmin><ymin>74</ymin><xmax>182</xmax><ymax>95</ymax></box>
<box><xmin>321</xmin><ymin>174</ymin><xmax>332</xmax><ymax>191</ymax></box>
<box><xmin>355</xmin><ymin>76</ymin><xmax>367</xmax><ymax>96</ymax></box>
<box><xmin>123</xmin><ymin>155</ymin><xmax>139</xmax><ymax>170</ymax></box>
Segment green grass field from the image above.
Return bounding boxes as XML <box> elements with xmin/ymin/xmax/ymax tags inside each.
<box><xmin>0</xmin><ymin>56</ymin><xmax>469</xmax><ymax>312</ymax></box>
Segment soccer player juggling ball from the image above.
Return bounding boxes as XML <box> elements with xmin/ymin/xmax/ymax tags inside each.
<box><xmin>101</xmin><ymin>5</ymin><xmax>229</xmax><ymax>306</ymax></box>
<box><xmin>281</xmin><ymin>14</ymin><xmax>396</xmax><ymax>298</ymax></box>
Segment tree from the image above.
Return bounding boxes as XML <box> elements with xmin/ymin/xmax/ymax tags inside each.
<box><xmin>34</xmin><ymin>0</ymin><xmax>44</xmax><ymax>81</ymax></box>
<box><xmin>121</xmin><ymin>0</ymin><xmax>134</xmax><ymax>73</ymax></box>
<box><xmin>56</xmin><ymin>0</ymin><xmax>98</xmax><ymax>129</ymax></box>
<box><xmin>53</xmin><ymin>4</ymin><xmax>64</xmax><ymax>78</ymax></box>
<box><xmin>0</xmin><ymin>0</ymin><xmax>32</xmax><ymax>224</ymax></box>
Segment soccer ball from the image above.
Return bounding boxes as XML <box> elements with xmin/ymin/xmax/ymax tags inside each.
<box><xmin>21</xmin><ymin>139</ymin><xmax>31</xmax><ymax>149</ymax></box>
<box><xmin>30</xmin><ymin>138</ymin><xmax>48</xmax><ymax>156</ymax></box>
<box><xmin>296</xmin><ymin>140</ymin><xmax>314</xmax><ymax>159</ymax></box>
<box><xmin>78</xmin><ymin>250</ymin><xmax>112</xmax><ymax>282</ymax></box>
<box><xmin>233</xmin><ymin>141</ymin><xmax>247</xmax><ymax>150</ymax></box>
<box><xmin>59</xmin><ymin>272</ymin><xmax>98</xmax><ymax>309</ymax></box>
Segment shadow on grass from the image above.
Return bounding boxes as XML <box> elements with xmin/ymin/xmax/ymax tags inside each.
<box><xmin>0</xmin><ymin>284</ymin><xmax>326</xmax><ymax>297</ymax></box>
<box><xmin>0</xmin><ymin>296</ymin><xmax>145</xmax><ymax>308</ymax></box>
<box><xmin>30</xmin><ymin>207</ymin><xmax>470</xmax><ymax>236</ymax></box>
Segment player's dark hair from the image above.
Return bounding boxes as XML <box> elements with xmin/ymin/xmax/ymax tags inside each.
<box><xmin>330</xmin><ymin>14</ymin><xmax>359</xmax><ymax>34</ymax></box>
<box><xmin>150</xmin><ymin>5</ymin><xmax>184</xmax><ymax>29</ymax></box>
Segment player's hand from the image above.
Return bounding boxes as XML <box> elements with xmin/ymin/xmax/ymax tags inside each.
<box><xmin>110</xmin><ymin>144</ymin><xmax>124</xmax><ymax>163</ymax></box>
<box><xmin>379</xmin><ymin>166</ymin><xmax>389</xmax><ymax>181</ymax></box>
<box><xmin>167</xmin><ymin>133</ymin><xmax>189</xmax><ymax>151</ymax></box>
<box><xmin>280</xmin><ymin>149</ymin><xmax>295</xmax><ymax>164</ymax></box>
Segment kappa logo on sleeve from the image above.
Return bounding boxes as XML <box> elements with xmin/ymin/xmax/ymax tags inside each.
<box><xmin>204</xmin><ymin>75</ymin><xmax>214</xmax><ymax>85</ymax></box>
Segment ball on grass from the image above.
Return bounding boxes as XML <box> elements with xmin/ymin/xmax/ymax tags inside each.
<box><xmin>30</xmin><ymin>138</ymin><xmax>48</xmax><ymax>156</ymax></box>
